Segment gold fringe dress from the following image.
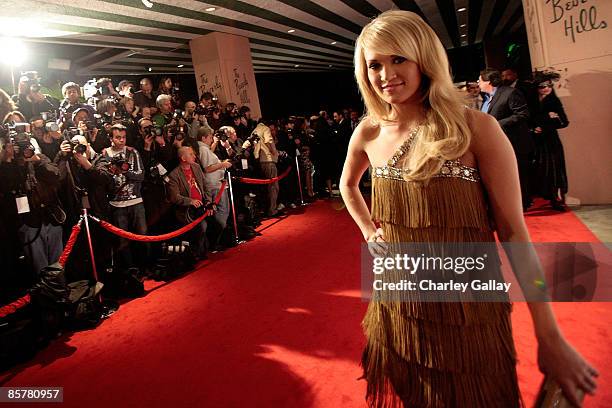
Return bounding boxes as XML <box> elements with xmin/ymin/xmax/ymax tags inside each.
<box><xmin>363</xmin><ymin>136</ymin><xmax>521</xmax><ymax>407</ymax></box>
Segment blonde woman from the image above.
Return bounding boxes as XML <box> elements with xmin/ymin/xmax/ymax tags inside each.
<box><xmin>340</xmin><ymin>10</ymin><xmax>597</xmax><ymax>407</ymax></box>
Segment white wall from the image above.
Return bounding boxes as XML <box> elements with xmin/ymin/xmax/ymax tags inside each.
<box><xmin>523</xmin><ymin>0</ymin><xmax>611</xmax><ymax>204</ymax></box>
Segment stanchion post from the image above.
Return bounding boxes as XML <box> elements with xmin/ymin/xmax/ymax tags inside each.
<box><xmin>295</xmin><ymin>154</ymin><xmax>305</xmax><ymax>206</ymax></box>
<box><xmin>82</xmin><ymin>208</ymin><xmax>99</xmax><ymax>282</ymax></box>
<box><xmin>226</xmin><ymin>171</ymin><xmax>241</xmax><ymax>245</ymax></box>
<box><xmin>82</xmin><ymin>208</ymin><xmax>107</xmax><ymax>305</ymax></box>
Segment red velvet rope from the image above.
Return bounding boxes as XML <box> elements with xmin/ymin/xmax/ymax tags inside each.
<box><xmin>0</xmin><ymin>294</ymin><xmax>31</xmax><ymax>319</ymax></box>
<box><xmin>58</xmin><ymin>219</ymin><xmax>83</xmax><ymax>267</ymax></box>
<box><xmin>91</xmin><ymin>181</ymin><xmax>227</xmax><ymax>243</ymax></box>
<box><xmin>233</xmin><ymin>166</ymin><xmax>292</xmax><ymax>184</ymax></box>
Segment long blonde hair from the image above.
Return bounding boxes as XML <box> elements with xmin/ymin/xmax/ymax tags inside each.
<box><xmin>354</xmin><ymin>10</ymin><xmax>471</xmax><ymax>181</ymax></box>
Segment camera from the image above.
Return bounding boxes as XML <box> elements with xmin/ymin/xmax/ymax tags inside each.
<box><xmin>40</xmin><ymin>111</ymin><xmax>60</xmax><ymax>132</ymax></box>
<box><xmin>168</xmin><ymin>124</ymin><xmax>186</xmax><ymax>141</ymax></box>
<box><xmin>172</xmin><ymin>109</ymin><xmax>184</xmax><ymax>120</ymax></box>
<box><xmin>247</xmin><ymin>130</ymin><xmax>260</xmax><ymax>145</ymax></box>
<box><xmin>94</xmin><ymin>113</ymin><xmax>114</xmax><ymax>128</ymax></box>
<box><xmin>63</xmin><ymin>128</ymin><xmax>87</xmax><ymax>155</ymax></box>
<box><xmin>110</xmin><ymin>156</ymin><xmax>130</xmax><ymax>173</ymax></box>
<box><xmin>214</xmin><ymin>128</ymin><xmax>229</xmax><ymax>142</ymax></box>
<box><xmin>142</xmin><ymin>125</ymin><xmax>163</xmax><ymax>138</ymax></box>
<box><xmin>2</xmin><ymin>124</ymin><xmax>36</xmax><ymax>159</ymax></box>
<box><xmin>149</xmin><ymin>161</ymin><xmax>169</xmax><ymax>184</ymax></box>
<box><xmin>21</xmin><ymin>71</ymin><xmax>41</xmax><ymax>94</ymax></box>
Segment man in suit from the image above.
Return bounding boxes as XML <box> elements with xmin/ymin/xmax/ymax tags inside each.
<box><xmin>479</xmin><ymin>69</ymin><xmax>533</xmax><ymax>210</ymax></box>
<box><xmin>167</xmin><ymin>146</ymin><xmax>213</xmax><ymax>259</ymax></box>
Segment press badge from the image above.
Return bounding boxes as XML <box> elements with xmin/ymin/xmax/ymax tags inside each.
<box><xmin>16</xmin><ymin>195</ymin><xmax>30</xmax><ymax>214</ymax></box>
<box><xmin>241</xmin><ymin>159</ymin><xmax>248</xmax><ymax>170</ymax></box>
<box><xmin>156</xmin><ymin>163</ymin><xmax>168</xmax><ymax>176</ymax></box>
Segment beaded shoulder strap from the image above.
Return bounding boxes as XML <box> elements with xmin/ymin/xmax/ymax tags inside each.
<box><xmin>386</xmin><ymin>126</ymin><xmax>420</xmax><ymax>167</ymax></box>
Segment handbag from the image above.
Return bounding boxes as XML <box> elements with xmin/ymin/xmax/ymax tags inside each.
<box><xmin>534</xmin><ymin>377</ymin><xmax>584</xmax><ymax>408</ymax></box>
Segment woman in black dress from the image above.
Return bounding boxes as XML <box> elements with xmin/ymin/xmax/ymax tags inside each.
<box><xmin>531</xmin><ymin>72</ymin><xmax>570</xmax><ymax>211</ymax></box>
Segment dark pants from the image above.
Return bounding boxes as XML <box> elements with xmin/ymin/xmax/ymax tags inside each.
<box><xmin>516</xmin><ymin>153</ymin><xmax>532</xmax><ymax>208</ymax></box>
<box><xmin>18</xmin><ymin>222</ymin><xmax>63</xmax><ymax>276</ymax></box>
<box><xmin>260</xmin><ymin>162</ymin><xmax>279</xmax><ymax>215</ymax></box>
<box><xmin>111</xmin><ymin>202</ymin><xmax>148</xmax><ymax>269</ymax></box>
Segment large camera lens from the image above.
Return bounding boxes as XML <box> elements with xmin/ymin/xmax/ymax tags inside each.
<box><xmin>45</xmin><ymin>122</ymin><xmax>59</xmax><ymax>132</ymax></box>
<box><xmin>74</xmin><ymin>143</ymin><xmax>87</xmax><ymax>155</ymax></box>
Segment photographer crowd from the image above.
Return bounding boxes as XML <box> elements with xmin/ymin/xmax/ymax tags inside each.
<box><xmin>0</xmin><ymin>73</ymin><xmax>358</xmax><ymax>304</ymax></box>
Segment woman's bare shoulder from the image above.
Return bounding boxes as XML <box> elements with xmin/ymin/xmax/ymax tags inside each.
<box><xmin>465</xmin><ymin>108</ymin><xmax>506</xmax><ymax>151</ymax></box>
<box><xmin>352</xmin><ymin>116</ymin><xmax>380</xmax><ymax>145</ymax></box>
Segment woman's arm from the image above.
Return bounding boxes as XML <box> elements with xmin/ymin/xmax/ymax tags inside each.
<box><xmin>469</xmin><ymin>110</ymin><xmax>597</xmax><ymax>406</ymax></box>
<box><xmin>339</xmin><ymin>120</ymin><xmax>378</xmax><ymax>241</ymax></box>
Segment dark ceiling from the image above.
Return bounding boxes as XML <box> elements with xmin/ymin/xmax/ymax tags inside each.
<box><xmin>2</xmin><ymin>0</ymin><xmax>525</xmax><ymax>76</ymax></box>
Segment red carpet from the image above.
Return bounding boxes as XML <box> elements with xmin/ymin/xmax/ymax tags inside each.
<box><xmin>1</xmin><ymin>198</ymin><xmax>610</xmax><ymax>407</ymax></box>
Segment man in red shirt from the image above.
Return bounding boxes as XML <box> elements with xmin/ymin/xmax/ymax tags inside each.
<box><xmin>167</xmin><ymin>146</ymin><xmax>212</xmax><ymax>259</ymax></box>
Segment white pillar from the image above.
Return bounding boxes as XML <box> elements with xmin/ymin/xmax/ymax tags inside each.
<box><xmin>522</xmin><ymin>0</ymin><xmax>611</xmax><ymax>204</ymax></box>
<box><xmin>189</xmin><ymin>32</ymin><xmax>262</xmax><ymax>119</ymax></box>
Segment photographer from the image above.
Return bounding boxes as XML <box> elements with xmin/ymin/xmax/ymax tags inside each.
<box><xmin>0</xmin><ymin>129</ymin><xmax>64</xmax><ymax>277</ymax></box>
<box><xmin>152</xmin><ymin>94</ymin><xmax>175</xmax><ymax>128</ymax></box>
<box><xmin>14</xmin><ymin>72</ymin><xmax>59</xmax><ymax>122</ymax></box>
<box><xmin>31</xmin><ymin>114</ymin><xmax>62</xmax><ymax>161</ymax></box>
<box><xmin>214</xmin><ymin>125</ymin><xmax>245</xmax><ymax>162</ymax></box>
<box><xmin>59</xmin><ymin>82</ymin><xmax>94</xmax><ymax>124</ymax></box>
<box><xmin>133</xmin><ymin>78</ymin><xmax>158</xmax><ymax>116</ymax></box>
<box><xmin>119</xmin><ymin>96</ymin><xmax>139</xmax><ymax>121</ymax></box>
<box><xmin>117</xmin><ymin>80</ymin><xmax>135</xmax><ymax>98</ymax></box>
<box><xmin>183</xmin><ymin>101</ymin><xmax>208</xmax><ymax>139</ymax></box>
<box><xmin>167</xmin><ymin>146</ymin><xmax>212</xmax><ymax>260</ymax></box>
<box><xmin>101</xmin><ymin>124</ymin><xmax>147</xmax><ymax>270</ymax></box>
<box><xmin>245</xmin><ymin>122</ymin><xmax>280</xmax><ymax>217</ymax></box>
<box><xmin>222</xmin><ymin>102</ymin><xmax>239</xmax><ymax>126</ymax></box>
<box><xmin>71</xmin><ymin>107</ymin><xmax>98</xmax><ymax>145</ymax></box>
<box><xmin>0</xmin><ymin>88</ymin><xmax>16</xmax><ymax>123</ymax></box>
<box><xmin>87</xmin><ymin>78</ymin><xmax>120</xmax><ymax>110</ymax></box>
<box><xmin>158</xmin><ymin>77</ymin><xmax>181</xmax><ymax>109</ymax></box>
<box><xmin>197</xmin><ymin>126</ymin><xmax>231</xmax><ymax>250</ymax></box>
<box><xmin>91</xmin><ymin>98</ymin><xmax>117</xmax><ymax>152</ymax></box>
<box><xmin>239</xmin><ymin>106</ymin><xmax>257</xmax><ymax>134</ymax></box>
<box><xmin>136</xmin><ymin>117</ymin><xmax>174</xmax><ymax>231</ymax></box>
<box><xmin>56</xmin><ymin>132</ymin><xmax>113</xmax><ymax>222</ymax></box>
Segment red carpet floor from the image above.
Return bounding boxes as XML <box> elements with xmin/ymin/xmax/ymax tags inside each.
<box><xmin>1</xmin><ymin>198</ymin><xmax>610</xmax><ymax>407</ymax></box>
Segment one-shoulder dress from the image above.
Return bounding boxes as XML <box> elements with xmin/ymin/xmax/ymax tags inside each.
<box><xmin>362</xmin><ymin>133</ymin><xmax>521</xmax><ymax>407</ymax></box>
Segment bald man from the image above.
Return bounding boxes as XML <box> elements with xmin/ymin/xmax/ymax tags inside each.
<box><xmin>167</xmin><ymin>146</ymin><xmax>212</xmax><ymax>259</ymax></box>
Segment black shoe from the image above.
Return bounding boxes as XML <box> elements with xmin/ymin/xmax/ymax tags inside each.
<box><xmin>550</xmin><ymin>200</ymin><xmax>567</xmax><ymax>212</ymax></box>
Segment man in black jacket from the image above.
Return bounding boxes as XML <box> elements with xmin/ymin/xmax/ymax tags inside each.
<box><xmin>479</xmin><ymin>69</ymin><xmax>533</xmax><ymax>210</ymax></box>
<box><xmin>0</xmin><ymin>137</ymin><xmax>63</xmax><ymax>276</ymax></box>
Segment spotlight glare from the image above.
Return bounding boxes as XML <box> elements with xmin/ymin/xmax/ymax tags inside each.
<box><xmin>287</xmin><ymin>29</ymin><xmax>295</xmax><ymax>33</ymax></box>
<box><xmin>457</xmin><ymin>7</ymin><xmax>467</xmax><ymax>12</ymax></box>
<box><xmin>205</xmin><ymin>7</ymin><xmax>216</xmax><ymax>11</ymax></box>
<box><xmin>460</xmin><ymin>24</ymin><xmax>467</xmax><ymax>28</ymax></box>
<box><xmin>177</xmin><ymin>64</ymin><xmax>184</xmax><ymax>68</ymax></box>
<box><xmin>142</xmin><ymin>0</ymin><xmax>154</xmax><ymax>8</ymax></box>
<box><xmin>294</xmin><ymin>64</ymin><xmax>300</xmax><ymax>68</ymax></box>
<box><xmin>0</xmin><ymin>37</ymin><xmax>27</xmax><ymax>66</ymax></box>
<box><xmin>147</xmin><ymin>67</ymin><xmax>152</xmax><ymax>72</ymax></box>
<box><xmin>331</xmin><ymin>41</ymin><xmax>337</xmax><ymax>45</ymax></box>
